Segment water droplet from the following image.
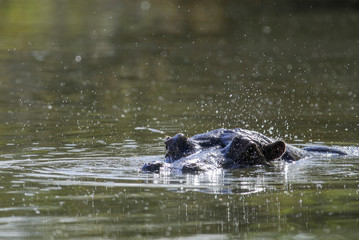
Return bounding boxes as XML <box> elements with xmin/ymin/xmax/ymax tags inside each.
<box><xmin>140</xmin><ymin>1</ymin><xmax>151</xmax><ymax>11</ymax></box>
<box><xmin>262</xmin><ymin>25</ymin><xmax>271</xmax><ymax>34</ymax></box>
<box><xmin>75</xmin><ymin>55</ymin><xmax>82</xmax><ymax>62</ymax></box>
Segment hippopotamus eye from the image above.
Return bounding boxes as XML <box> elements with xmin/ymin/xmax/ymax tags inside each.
<box><xmin>246</xmin><ymin>144</ymin><xmax>256</xmax><ymax>153</ymax></box>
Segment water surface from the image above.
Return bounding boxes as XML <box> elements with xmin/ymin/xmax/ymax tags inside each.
<box><xmin>0</xmin><ymin>0</ymin><xmax>358</xmax><ymax>239</ymax></box>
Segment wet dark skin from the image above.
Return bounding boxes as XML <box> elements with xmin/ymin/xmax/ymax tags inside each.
<box><xmin>142</xmin><ymin>128</ymin><xmax>346</xmax><ymax>173</ymax></box>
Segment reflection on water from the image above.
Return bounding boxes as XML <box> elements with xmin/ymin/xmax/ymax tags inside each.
<box><xmin>1</xmin><ymin>144</ymin><xmax>359</xmax><ymax>239</ymax></box>
<box><xmin>1</xmin><ymin>0</ymin><xmax>359</xmax><ymax>239</ymax></box>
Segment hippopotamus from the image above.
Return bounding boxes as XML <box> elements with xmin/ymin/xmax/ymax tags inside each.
<box><xmin>142</xmin><ymin>128</ymin><xmax>346</xmax><ymax>173</ymax></box>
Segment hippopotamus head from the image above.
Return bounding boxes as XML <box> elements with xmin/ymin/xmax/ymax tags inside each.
<box><xmin>164</xmin><ymin>133</ymin><xmax>196</xmax><ymax>162</ymax></box>
<box><xmin>223</xmin><ymin>136</ymin><xmax>286</xmax><ymax>167</ymax></box>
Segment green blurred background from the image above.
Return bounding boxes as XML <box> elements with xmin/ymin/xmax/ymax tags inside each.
<box><xmin>0</xmin><ymin>1</ymin><xmax>358</xmax><ymax>239</ymax></box>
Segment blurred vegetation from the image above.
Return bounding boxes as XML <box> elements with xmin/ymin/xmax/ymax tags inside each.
<box><xmin>0</xmin><ymin>0</ymin><xmax>358</xmax><ymax>150</ymax></box>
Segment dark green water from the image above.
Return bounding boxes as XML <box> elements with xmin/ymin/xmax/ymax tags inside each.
<box><xmin>0</xmin><ymin>0</ymin><xmax>359</xmax><ymax>239</ymax></box>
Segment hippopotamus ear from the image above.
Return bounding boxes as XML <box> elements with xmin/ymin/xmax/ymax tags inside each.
<box><xmin>164</xmin><ymin>136</ymin><xmax>171</xmax><ymax>146</ymax></box>
<box><xmin>263</xmin><ymin>140</ymin><xmax>286</xmax><ymax>161</ymax></box>
<box><xmin>164</xmin><ymin>133</ymin><xmax>188</xmax><ymax>148</ymax></box>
